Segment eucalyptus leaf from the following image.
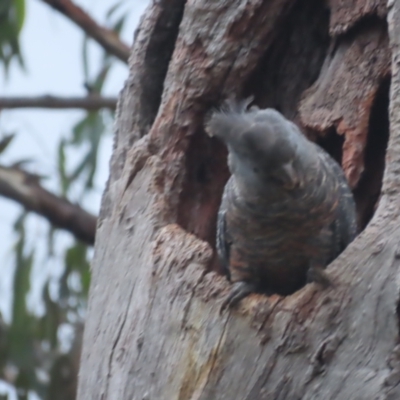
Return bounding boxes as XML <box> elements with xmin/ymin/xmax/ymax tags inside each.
<box><xmin>0</xmin><ymin>133</ymin><xmax>15</xmax><ymax>154</ymax></box>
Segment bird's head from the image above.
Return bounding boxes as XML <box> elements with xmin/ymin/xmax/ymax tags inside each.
<box><xmin>205</xmin><ymin>99</ymin><xmax>302</xmax><ymax>189</ymax></box>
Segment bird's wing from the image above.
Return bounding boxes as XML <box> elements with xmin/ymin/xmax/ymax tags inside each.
<box><xmin>316</xmin><ymin>145</ymin><xmax>358</xmax><ymax>254</ymax></box>
<box><xmin>216</xmin><ymin>178</ymin><xmax>236</xmax><ymax>279</ymax></box>
<box><xmin>216</xmin><ymin>208</ymin><xmax>232</xmax><ymax>279</ymax></box>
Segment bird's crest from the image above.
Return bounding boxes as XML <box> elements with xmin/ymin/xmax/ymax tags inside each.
<box><xmin>205</xmin><ymin>96</ymin><xmax>254</xmax><ymax>139</ymax></box>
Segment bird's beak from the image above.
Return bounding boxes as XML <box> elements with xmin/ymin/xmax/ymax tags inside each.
<box><xmin>281</xmin><ymin>161</ymin><xmax>299</xmax><ymax>189</ymax></box>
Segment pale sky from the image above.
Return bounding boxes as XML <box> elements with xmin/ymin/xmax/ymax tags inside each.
<box><xmin>0</xmin><ymin>1</ymin><xmax>149</xmax><ymax>395</ymax></box>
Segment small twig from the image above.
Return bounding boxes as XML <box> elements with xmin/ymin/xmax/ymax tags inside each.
<box><xmin>40</xmin><ymin>0</ymin><xmax>131</xmax><ymax>63</ymax></box>
<box><xmin>0</xmin><ymin>95</ymin><xmax>117</xmax><ymax>110</ymax></box>
<box><xmin>0</xmin><ymin>165</ymin><xmax>96</xmax><ymax>245</ymax></box>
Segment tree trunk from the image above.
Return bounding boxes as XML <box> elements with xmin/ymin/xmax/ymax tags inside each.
<box><xmin>77</xmin><ymin>0</ymin><xmax>400</xmax><ymax>399</ymax></box>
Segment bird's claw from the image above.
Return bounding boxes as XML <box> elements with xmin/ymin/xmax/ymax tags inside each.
<box><xmin>220</xmin><ymin>281</ymin><xmax>256</xmax><ymax>314</ymax></box>
<box><xmin>307</xmin><ymin>266</ymin><xmax>331</xmax><ymax>288</ymax></box>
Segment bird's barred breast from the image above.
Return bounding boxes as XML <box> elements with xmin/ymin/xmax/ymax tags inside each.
<box><xmin>220</xmin><ymin>160</ymin><xmax>340</xmax><ymax>293</ymax></box>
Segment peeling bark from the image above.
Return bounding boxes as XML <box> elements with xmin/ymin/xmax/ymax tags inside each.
<box><xmin>77</xmin><ymin>0</ymin><xmax>400</xmax><ymax>399</ymax></box>
<box><xmin>300</xmin><ymin>21</ymin><xmax>390</xmax><ymax>188</ymax></box>
<box><xmin>329</xmin><ymin>0</ymin><xmax>387</xmax><ymax>36</ymax></box>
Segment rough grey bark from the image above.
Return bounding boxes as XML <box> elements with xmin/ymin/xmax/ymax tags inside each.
<box><xmin>77</xmin><ymin>0</ymin><xmax>400</xmax><ymax>399</ymax></box>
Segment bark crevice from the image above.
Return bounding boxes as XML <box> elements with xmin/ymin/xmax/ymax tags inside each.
<box><xmin>247</xmin><ymin>0</ymin><xmax>330</xmax><ymax>120</ymax></box>
<box><xmin>300</xmin><ymin>18</ymin><xmax>390</xmax><ymax>190</ymax></box>
<box><xmin>328</xmin><ymin>0</ymin><xmax>387</xmax><ymax>36</ymax></box>
<box><xmin>353</xmin><ymin>77</ymin><xmax>390</xmax><ymax>229</ymax></box>
<box><xmin>108</xmin><ymin>0</ymin><xmax>186</xmax><ymax>186</ymax></box>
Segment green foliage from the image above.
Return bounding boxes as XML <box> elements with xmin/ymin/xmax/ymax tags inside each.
<box><xmin>0</xmin><ymin>0</ymin><xmax>131</xmax><ymax>399</ymax></box>
<box><xmin>0</xmin><ymin>212</ymin><xmax>90</xmax><ymax>400</ymax></box>
<box><xmin>0</xmin><ymin>0</ymin><xmax>25</xmax><ymax>75</ymax></box>
<box><xmin>0</xmin><ymin>134</ymin><xmax>15</xmax><ymax>154</ymax></box>
<box><xmin>105</xmin><ymin>0</ymin><xmax>128</xmax><ymax>36</ymax></box>
<box><xmin>60</xmin><ymin>18</ymin><xmax>116</xmax><ymax>199</ymax></box>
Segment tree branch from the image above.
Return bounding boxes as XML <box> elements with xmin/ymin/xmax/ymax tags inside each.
<box><xmin>40</xmin><ymin>0</ymin><xmax>130</xmax><ymax>63</ymax></box>
<box><xmin>0</xmin><ymin>165</ymin><xmax>96</xmax><ymax>245</ymax></box>
<box><xmin>0</xmin><ymin>95</ymin><xmax>117</xmax><ymax>110</ymax></box>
